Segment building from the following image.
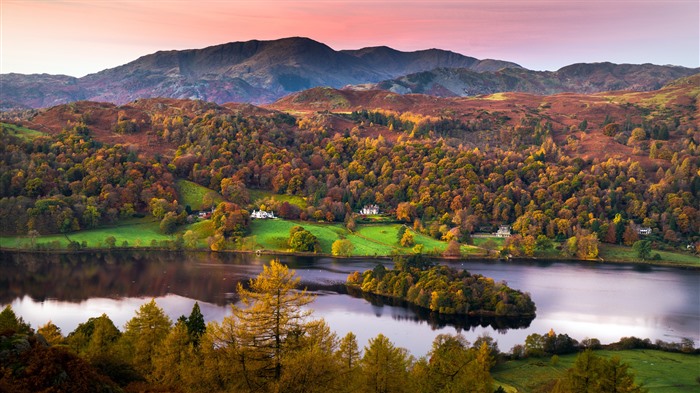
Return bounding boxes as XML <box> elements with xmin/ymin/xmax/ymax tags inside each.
<box><xmin>250</xmin><ymin>210</ymin><xmax>275</xmax><ymax>219</ymax></box>
<box><xmin>637</xmin><ymin>227</ymin><xmax>652</xmax><ymax>236</ymax></box>
<box><xmin>495</xmin><ymin>225</ymin><xmax>512</xmax><ymax>238</ymax></box>
<box><xmin>360</xmin><ymin>205</ymin><xmax>380</xmax><ymax>215</ymax></box>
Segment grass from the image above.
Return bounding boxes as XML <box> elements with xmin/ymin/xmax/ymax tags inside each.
<box><xmin>0</xmin><ymin>218</ymin><xmax>173</xmax><ymax>249</ymax></box>
<box><xmin>175</xmin><ymin>179</ymin><xmax>223</xmax><ymax>211</ymax></box>
<box><xmin>492</xmin><ymin>349</ymin><xmax>700</xmax><ymax>393</ymax></box>
<box><xmin>249</xmin><ymin>189</ymin><xmax>307</xmax><ymax>209</ymax></box>
<box><xmin>246</xmin><ymin>220</ymin><xmax>462</xmax><ymax>256</ymax></box>
<box><xmin>1</xmin><ymin>122</ymin><xmax>46</xmax><ymax>140</ymax></box>
<box><xmin>599</xmin><ymin>243</ymin><xmax>700</xmax><ymax>266</ymax></box>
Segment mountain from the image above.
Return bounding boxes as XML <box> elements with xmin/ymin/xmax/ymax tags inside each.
<box><xmin>373</xmin><ymin>63</ymin><xmax>700</xmax><ymax>97</ymax></box>
<box><xmin>2</xmin><ymin>37</ymin><xmax>697</xmax><ymax>109</ymax></box>
<box><xmin>340</xmin><ymin>46</ymin><xmax>519</xmax><ymax>75</ymax></box>
<box><xmin>0</xmin><ymin>37</ymin><xmax>520</xmax><ymax>109</ymax></box>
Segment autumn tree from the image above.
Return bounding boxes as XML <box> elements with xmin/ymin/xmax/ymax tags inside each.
<box><xmin>121</xmin><ymin>299</ymin><xmax>172</xmax><ymax>377</ymax></box>
<box><xmin>336</xmin><ymin>332</ymin><xmax>362</xmax><ymax>392</ymax></box>
<box><xmin>37</xmin><ymin>321</ymin><xmax>63</xmax><ymax>346</ymax></box>
<box><xmin>332</xmin><ymin>239</ymin><xmax>355</xmax><ymax>257</ymax></box>
<box><xmin>228</xmin><ymin>260</ymin><xmax>316</xmax><ymax>386</ymax></box>
<box><xmin>360</xmin><ymin>334</ymin><xmax>412</xmax><ymax>393</ymax></box>
<box><xmin>400</xmin><ymin>230</ymin><xmax>415</xmax><ymax>247</ymax></box>
<box><xmin>211</xmin><ymin>201</ymin><xmax>249</xmax><ymax>238</ymax></box>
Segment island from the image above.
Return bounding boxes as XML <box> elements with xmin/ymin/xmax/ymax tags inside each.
<box><xmin>347</xmin><ymin>254</ymin><xmax>537</xmax><ymax>317</ymax></box>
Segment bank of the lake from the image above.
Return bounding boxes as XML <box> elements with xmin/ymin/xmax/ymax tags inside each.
<box><xmin>1</xmin><ymin>218</ymin><xmax>698</xmax><ymax>269</ymax></box>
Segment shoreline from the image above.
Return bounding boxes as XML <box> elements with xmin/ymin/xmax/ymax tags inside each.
<box><xmin>2</xmin><ymin>246</ymin><xmax>698</xmax><ymax>270</ymax></box>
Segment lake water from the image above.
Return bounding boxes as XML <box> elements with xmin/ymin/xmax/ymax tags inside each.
<box><xmin>1</xmin><ymin>251</ymin><xmax>698</xmax><ymax>357</ymax></box>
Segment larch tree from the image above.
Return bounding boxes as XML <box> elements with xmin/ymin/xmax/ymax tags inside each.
<box><xmin>37</xmin><ymin>321</ymin><xmax>63</xmax><ymax>346</ymax></box>
<box><xmin>230</xmin><ymin>260</ymin><xmax>315</xmax><ymax>386</ymax></box>
<box><xmin>361</xmin><ymin>333</ymin><xmax>412</xmax><ymax>393</ymax></box>
<box><xmin>121</xmin><ymin>299</ymin><xmax>172</xmax><ymax>377</ymax></box>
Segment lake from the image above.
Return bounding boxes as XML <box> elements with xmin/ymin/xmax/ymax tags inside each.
<box><xmin>1</xmin><ymin>251</ymin><xmax>698</xmax><ymax>357</ymax></box>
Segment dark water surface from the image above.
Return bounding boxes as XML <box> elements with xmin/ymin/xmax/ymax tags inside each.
<box><xmin>1</xmin><ymin>251</ymin><xmax>698</xmax><ymax>357</ymax></box>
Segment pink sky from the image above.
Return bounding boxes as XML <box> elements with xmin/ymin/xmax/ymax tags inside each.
<box><xmin>2</xmin><ymin>0</ymin><xmax>698</xmax><ymax>77</ymax></box>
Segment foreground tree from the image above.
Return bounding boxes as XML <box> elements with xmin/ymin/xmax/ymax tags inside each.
<box><xmin>229</xmin><ymin>260</ymin><xmax>316</xmax><ymax>388</ymax></box>
<box><xmin>553</xmin><ymin>349</ymin><xmax>647</xmax><ymax>393</ymax></box>
<box><xmin>360</xmin><ymin>334</ymin><xmax>412</xmax><ymax>393</ymax></box>
<box><xmin>121</xmin><ymin>299</ymin><xmax>172</xmax><ymax>377</ymax></box>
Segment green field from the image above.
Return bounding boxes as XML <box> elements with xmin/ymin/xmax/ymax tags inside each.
<box><xmin>1</xmin><ymin>122</ymin><xmax>46</xmax><ymax>140</ymax></box>
<box><xmin>599</xmin><ymin>243</ymin><xmax>700</xmax><ymax>266</ymax></box>
<box><xmin>247</xmin><ymin>220</ymin><xmax>461</xmax><ymax>256</ymax></box>
<box><xmin>249</xmin><ymin>189</ymin><xmax>307</xmax><ymax>209</ymax></box>
<box><xmin>175</xmin><ymin>179</ymin><xmax>223</xmax><ymax>211</ymax></box>
<box><xmin>0</xmin><ymin>218</ymin><xmax>173</xmax><ymax>249</ymax></box>
<box><xmin>492</xmin><ymin>349</ymin><xmax>700</xmax><ymax>393</ymax></box>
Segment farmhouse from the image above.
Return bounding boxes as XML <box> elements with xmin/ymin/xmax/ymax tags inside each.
<box><xmin>360</xmin><ymin>204</ymin><xmax>380</xmax><ymax>215</ymax></box>
<box><xmin>637</xmin><ymin>227</ymin><xmax>652</xmax><ymax>236</ymax></box>
<box><xmin>250</xmin><ymin>210</ymin><xmax>275</xmax><ymax>219</ymax></box>
<box><xmin>495</xmin><ymin>225</ymin><xmax>512</xmax><ymax>238</ymax></box>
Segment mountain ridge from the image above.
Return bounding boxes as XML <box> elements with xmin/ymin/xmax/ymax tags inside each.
<box><xmin>1</xmin><ymin>37</ymin><xmax>697</xmax><ymax>109</ymax></box>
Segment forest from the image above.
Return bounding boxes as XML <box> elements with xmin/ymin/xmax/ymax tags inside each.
<box><xmin>1</xmin><ymin>84</ymin><xmax>698</xmax><ymax>260</ymax></box>
<box><xmin>0</xmin><ymin>260</ymin><xmax>657</xmax><ymax>393</ymax></box>
<box><xmin>347</xmin><ymin>255</ymin><xmax>536</xmax><ymax>316</ymax></box>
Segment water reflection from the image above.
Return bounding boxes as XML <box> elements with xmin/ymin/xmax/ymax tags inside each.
<box><xmin>1</xmin><ymin>250</ymin><xmax>698</xmax><ymax>356</ymax></box>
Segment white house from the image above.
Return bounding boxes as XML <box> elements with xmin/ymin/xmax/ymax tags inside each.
<box><xmin>637</xmin><ymin>227</ymin><xmax>652</xmax><ymax>236</ymax></box>
<box><xmin>250</xmin><ymin>210</ymin><xmax>275</xmax><ymax>219</ymax></box>
<box><xmin>360</xmin><ymin>204</ymin><xmax>380</xmax><ymax>215</ymax></box>
<box><xmin>495</xmin><ymin>225</ymin><xmax>512</xmax><ymax>238</ymax></box>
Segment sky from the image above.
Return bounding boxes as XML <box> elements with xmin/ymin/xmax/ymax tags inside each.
<box><xmin>1</xmin><ymin>0</ymin><xmax>698</xmax><ymax>77</ymax></box>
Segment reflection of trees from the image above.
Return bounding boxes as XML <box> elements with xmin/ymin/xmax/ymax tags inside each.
<box><xmin>345</xmin><ymin>286</ymin><xmax>533</xmax><ymax>332</ymax></box>
<box><xmin>0</xmin><ymin>251</ymin><xmax>262</xmax><ymax>305</ymax></box>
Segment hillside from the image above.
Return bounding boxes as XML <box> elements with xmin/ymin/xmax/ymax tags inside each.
<box><xmin>373</xmin><ymin>63</ymin><xmax>700</xmax><ymax>97</ymax></box>
<box><xmin>268</xmin><ymin>75</ymin><xmax>700</xmax><ymax>169</ymax></box>
<box><xmin>1</xmin><ymin>76</ymin><xmax>697</xmax><ymax>258</ymax></box>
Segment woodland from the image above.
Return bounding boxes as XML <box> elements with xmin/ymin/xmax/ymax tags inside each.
<box><xmin>1</xmin><ymin>75</ymin><xmax>698</xmax><ymax>261</ymax></box>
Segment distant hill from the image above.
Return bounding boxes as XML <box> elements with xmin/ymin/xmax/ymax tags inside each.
<box><xmin>2</xmin><ymin>37</ymin><xmax>697</xmax><ymax>109</ymax></box>
<box><xmin>0</xmin><ymin>37</ymin><xmax>520</xmax><ymax>109</ymax></box>
<box><xmin>373</xmin><ymin>63</ymin><xmax>700</xmax><ymax>96</ymax></box>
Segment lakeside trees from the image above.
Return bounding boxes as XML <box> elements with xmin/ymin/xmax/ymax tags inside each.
<box><xmin>347</xmin><ymin>257</ymin><xmax>536</xmax><ymax>317</ymax></box>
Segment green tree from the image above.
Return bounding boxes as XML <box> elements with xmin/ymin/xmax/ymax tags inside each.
<box><xmin>337</xmin><ymin>331</ymin><xmax>362</xmax><ymax>392</ymax></box>
<box><xmin>595</xmin><ymin>356</ymin><xmax>647</xmax><ymax>393</ymax></box>
<box><xmin>179</xmin><ymin>302</ymin><xmax>206</xmax><ymax>346</ymax></box>
<box><xmin>0</xmin><ymin>305</ymin><xmax>31</xmax><ymax>333</ymax></box>
<box><xmin>632</xmin><ymin>240</ymin><xmax>652</xmax><ymax>260</ymax></box>
<box><xmin>289</xmin><ymin>226</ymin><xmax>319</xmax><ymax>252</ymax></box>
<box><xmin>332</xmin><ymin>239</ymin><xmax>355</xmax><ymax>256</ymax></box>
<box><xmin>160</xmin><ymin>211</ymin><xmax>179</xmax><ymax>234</ymax></box>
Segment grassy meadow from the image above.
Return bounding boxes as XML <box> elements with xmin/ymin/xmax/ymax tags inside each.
<box><xmin>0</xmin><ymin>218</ymin><xmax>172</xmax><ymax>249</ymax></box>
<box><xmin>249</xmin><ymin>189</ymin><xmax>307</xmax><ymax>209</ymax></box>
<box><xmin>1</xmin><ymin>122</ymin><xmax>47</xmax><ymax>140</ymax></box>
<box><xmin>175</xmin><ymin>179</ymin><xmax>223</xmax><ymax>211</ymax></box>
<box><xmin>492</xmin><ymin>349</ymin><xmax>700</xmax><ymax>393</ymax></box>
